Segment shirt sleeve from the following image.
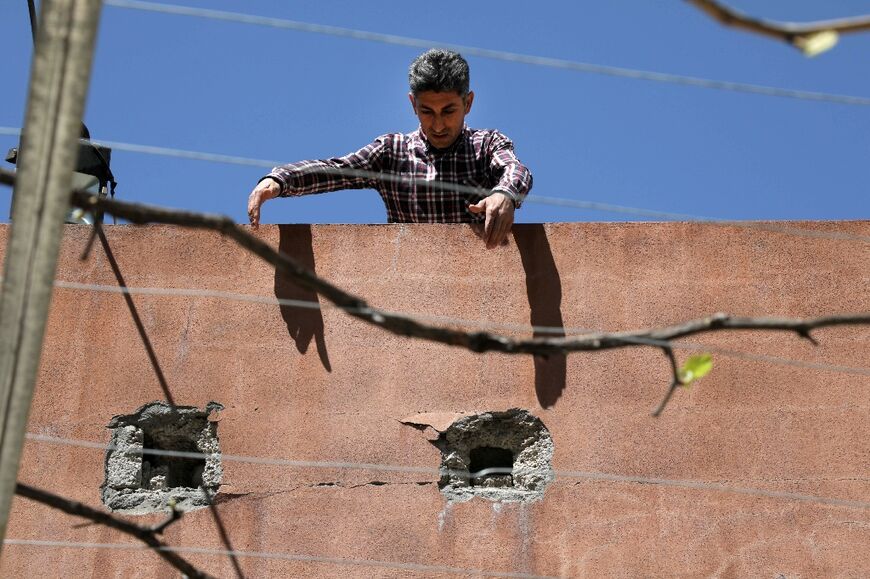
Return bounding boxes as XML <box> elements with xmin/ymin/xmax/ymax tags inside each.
<box><xmin>263</xmin><ymin>135</ymin><xmax>392</xmax><ymax>197</ymax></box>
<box><xmin>486</xmin><ymin>131</ymin><xmax>533</xmax><ymax>209</ymax></box>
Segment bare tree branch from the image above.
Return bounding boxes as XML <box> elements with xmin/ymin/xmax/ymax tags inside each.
<box><xmin>14</xmin><ymin>483</ymin><xmax>215</xmax><ymax>578</ymax></box>
<box><xmin>652</xmin><ymin>347</ymin><xmax>682</xmax><ymax>418</ymax></box>
<box><xmin>2</xmin><ymin>167</ymin><xmax>868</xmax><ymax>415</ymax></box>
<box><xmin>66</xmin><ymin>184</ymin><xmax>868</xmax><ymax>352</ymax></box>
<box><xmin>149</xmin><ymin>503</ymin><xmax>183</xmax><ymax>535</ymax></box>
<box><xmin>686</xmin><ymin>0</ymin><xmax>870</xmax><ymax>55</ymax></box>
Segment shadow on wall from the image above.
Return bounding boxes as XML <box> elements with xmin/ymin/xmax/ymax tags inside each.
<box><xmin>96</xmin><ymin>227</ymin><xmax>177</xmax><ymax>405</ymax></box>
<box><xmin>513</xmin><ymin>225</ymin><xmax>566</xmax><ymax>408</ymax></box>
<box><xmin>274</xmin><ymin>224</ymin><xmax>332</xmax><ymax>372</ymax></box>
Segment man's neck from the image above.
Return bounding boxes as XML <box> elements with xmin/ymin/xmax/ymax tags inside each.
<box><xmin>420</xmin><ymin>126</ymin><xmax>466</xmax><ymax>154</ymax></box>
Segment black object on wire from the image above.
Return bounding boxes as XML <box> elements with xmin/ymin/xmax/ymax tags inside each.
<box><xmin>11</xmin><ymin>0</ymin><xmax>119</xmax><ymax>223</ymax></box>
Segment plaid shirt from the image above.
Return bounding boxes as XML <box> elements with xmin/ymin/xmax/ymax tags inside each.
<box><xmin>265</xmin><ymin>127</ymin><xmax>532</xmax><ymax>223</ymax></box>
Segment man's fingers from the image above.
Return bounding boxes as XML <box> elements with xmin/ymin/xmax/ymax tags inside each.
<box><xmin>483</xmin><ymin>206</ymin><xmax>496</xmax><ymax>247</ymax></box>
<box><xmin>248</xmin><ymin>180</ymin><xmax>281</xmax><ymax>229</ymax></box>
<box><xmin>489</xmin><ymin>211</ymin><xmax>509</xmax><ymax>249</ymax></box>
<box><xmin>491</xmin><ymin>215</ymin><xmax>506</xmax><ymax>247</ymax></box>
<box><xmin>471</xmin><ymin>196</ymin><xmax>514</xmax><ymax>248</ymax></box>
<box><xmin>247</xmin><ymin>193</ymin><xmax>261</xmax><ymax>228</ymax></box>
<box><xmin>494</xmin><ymin>211</ymin><xmax>513</xmax><ymax>246</ymax></box>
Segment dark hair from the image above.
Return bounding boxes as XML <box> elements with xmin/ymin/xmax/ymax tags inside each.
<box><xmin>408</xmin><ymin>49</ymin><xmax>470</xmax><ymax>96</ymax></box>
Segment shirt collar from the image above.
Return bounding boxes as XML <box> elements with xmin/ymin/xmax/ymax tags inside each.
<box><xmin>415</xmin><ymin>125</ymin><xmax>469</xmax><ymax>156</ymax></box>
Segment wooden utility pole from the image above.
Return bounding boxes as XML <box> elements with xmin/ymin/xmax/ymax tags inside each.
<box><xmin>0</xmin><ymin>0</ymin><xmax>102</xmax><ymax>548</ymax></box>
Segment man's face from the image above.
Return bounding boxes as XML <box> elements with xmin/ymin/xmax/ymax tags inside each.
<box><xmin>409</xmin><ymin>90</ymin><xmax>474</xmax><ymax>150</ymax></box>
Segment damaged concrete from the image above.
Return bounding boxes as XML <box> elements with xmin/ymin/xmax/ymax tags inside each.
<box><xmin>408</xmin><ymin>409</ymin><xmax>554</xmax><ymax>503</ymax></box>
<box><xmin>101</xmin><ymin>401</ymin><xmax>223</xmax><ymax>514</ymax></box>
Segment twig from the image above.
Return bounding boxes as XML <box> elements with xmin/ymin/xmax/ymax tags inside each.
<box><xmin>14</xmin><ymin>483</ymin><xmax>214</xmax><ymax>578</ymax></box>
<box><xmin>2</xmin><ymin>167</ymin><xmax>868</xmax><ymax>415</ymax></box>
<box><xmin>63</xmin><ymin>186</ymin><xmax>870</xmax><ymax>355</ymax></box>
<box><xmin>149</xmin><ymin>503</ymin><xmax>183</xmax><ymax>535</ymax></box>
<box><xmin>686</xmin><ymin>0</ymin><xmax>870</xmax><ymax>54</ymax></box>
<box><xmin>652</xmin><ymin>347</ymin><xmax>682</xmax><ymax>417</ymax></box>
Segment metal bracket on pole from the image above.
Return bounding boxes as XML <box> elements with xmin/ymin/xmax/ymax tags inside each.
<box><xmin>0</xmin><ymin>0</ymin><xmax>103</xmax><ymax>548</ymax></box>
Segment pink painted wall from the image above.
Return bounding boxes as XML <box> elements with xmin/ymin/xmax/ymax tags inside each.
<box><xmin>2</xmin><ymin>221</ymin><xmax>868</xmax><ymax>577</ymax></box>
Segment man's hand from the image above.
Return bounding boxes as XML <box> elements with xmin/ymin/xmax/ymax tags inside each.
<box><xmin>469</xmin><ymin>192</ymin><xmax>515</xmax><ymax>249</ymax></box>
<box><xmin>247</xmin><ymin>178</ymin><xmax>282</xmax><ymax>229</ymax></box>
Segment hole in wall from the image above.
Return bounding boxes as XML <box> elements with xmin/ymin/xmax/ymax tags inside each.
<box><xmin>101</xmin><ymin>401</ymin><xmax>223</xmax><ymax>514</ymax></box>
<box><xmin>433</xmin><ymin>409</ymin><xmax>553</xmax><ymax>503</ymax></box>
<box><xmin>141</xmin><ymin>432</ymin><xmax>205</xmax><ymax>490</ymax></box>
<box><xmin>468</xmin><ymin>447</ymin><xmax>514</xmax><ymax>488</ymax></box>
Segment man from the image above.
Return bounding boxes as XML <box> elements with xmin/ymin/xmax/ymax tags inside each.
<box><xmin>248</xmin><ymin>49</ymin><xmax>532</xmax><ymax>249</ymax></box>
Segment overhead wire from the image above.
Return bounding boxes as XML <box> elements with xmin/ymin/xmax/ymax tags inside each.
<box><xmin>23</xmin><ymin>433</ymin><xmax>870</xmax><ymax>510</ymax></box>
<box><xmin>50</xmin><ymin>278</ymin><xmax>870</xmax><ymax>378</ymax></box>
<box><xmin>100</xmin><ymin>0</ymin><xmax>870</xmax><ymax>107</ymax></box>
<box><xmin>3</xmin><ymin>539</ymin><xmax>555</xmax><ymax>578</ymax></box>
<box><xmin>1</xmin><ymin>127</ymin><xmax>867</xmax><ymax>244</ymax></box>
<box><xmin>52</xmin><ymin>279</ymin><xmax>580</xmax><ymax>336</ymax></box>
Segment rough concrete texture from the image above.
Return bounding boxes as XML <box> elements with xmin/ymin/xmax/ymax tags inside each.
<box><xmin>102</xmin><ymin>401</ymin><xmax>223</xmax><ymax>514</ymax></box>
<box><xmin>431</xmin><ymin>409</ymin><xmax>553</xmax><ymax>503</ymax></box>
<box><xmin>1</xmin><ymin>222</ymin><xmax>868</xmax><ymax>578</ymax></box>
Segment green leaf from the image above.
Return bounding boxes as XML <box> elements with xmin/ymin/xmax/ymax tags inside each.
<box><xmin>678</xmin><ymin>353</ymin><xmax>713</xmax><ymax>386</ymax></box>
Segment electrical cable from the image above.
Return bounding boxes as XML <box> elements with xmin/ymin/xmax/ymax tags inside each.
<box><xmin>50</xmin><ymin>278</ymin><xmax>870</xmax><ymax>378</ymax></box>
<box><xmin>3</xmin><ymin>539</ymin><xmax>556</xmax><ymax>578</ymax></box>
<box><xmin>23</xmin><ymin>433</ymin><xmax>870</xmax><ymax>510</ymax></box>
<box><xmin>101</xmin><ymin>0</ymin><xmax>870</xmax><ymax>107</ymax></box>
<box><xmin>1</xmin><ymin>127</ymin><xmax>866</xmax><ymax>244</ymax></box>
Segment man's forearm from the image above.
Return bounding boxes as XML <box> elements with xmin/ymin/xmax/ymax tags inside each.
<box><xmin>264</xmin><ymin>138</ymin><xmax>388</xmax><ymax>198</ymax></box>
<box><xmin>262</xmin><ymin>159</ymin><xmax>370</xmax><ymax>198</ymax></box>
<box><xmin>487</xmin><ymin>132</ymin><xmax>532</xmax><ymax>209</ymax></box>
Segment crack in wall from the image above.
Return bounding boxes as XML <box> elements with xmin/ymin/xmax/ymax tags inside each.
<box><xmin>307</xmin><ymin>481</ymin><xmax>435</xmax><ymax>490</ymax></box>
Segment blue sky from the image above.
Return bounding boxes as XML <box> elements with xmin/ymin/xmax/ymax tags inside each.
<box><xmin>1</xmin><ymin>1</ymin><xmax>869</xmax><ymax>224</ymax></box>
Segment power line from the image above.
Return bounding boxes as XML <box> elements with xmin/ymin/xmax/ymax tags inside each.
<box><xmin>27</xmin><ymin>433</ymin><xmax>437</xmax><ymax>474</ymax></box>
<box><xmin>2</xmin><ymin>127</ymin><xmax>866</xmax><ymax>244</ymax></box>
<box><xmin>525</xmin><ymin>194</ymin><xmax>870</xmax><ymax>243</ymax></box>
<box><xmin>52</xmin><ymin>279</ymin><xmax>577</xmax><ymax>336</ymax></box>
<box><xmin>24</xmin><ymin>433</ymin><xmax>870</xmax><ymax>510</ymax></box>
<box><xmin>101</xmin><ymin>0</ymin><xmax>870</xmax><ymax>107</ymax></box>
<box><xmin>659</xmin><ymin>340</ymin><xmax>870</xmax><ymax>377</ymax></box>
<box><xmin>3</xmin><ymin>539</ymin><xmax>555</xmax><ymax>579</ymax></box>
<box><xmin>557</xmin><ymin>470</ymin><xmax>870</xmax><ymax>510</ymax></box>
<box><xmin>50</xmin><ymin>278</ymin><xmax>870</xmax><ymax>378</ymax></box>
<box><xmin>23</xmin><ymin>432</ymin><xmax>513</xmax><ymax>480</ymax></box>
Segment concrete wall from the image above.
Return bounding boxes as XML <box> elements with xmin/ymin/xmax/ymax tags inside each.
<box><xmin>2</xmin><ymin>221</ymin><xmax>868</xmax><ymax>577</ymax></box>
